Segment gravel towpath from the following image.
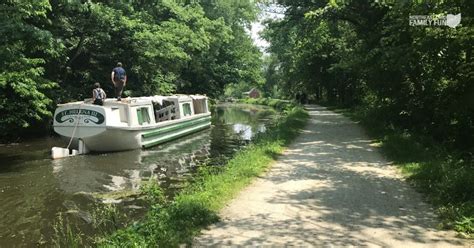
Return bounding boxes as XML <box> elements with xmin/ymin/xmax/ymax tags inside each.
<box><xmin>194</xmin><ymin>105</ymin><xmax>470</xmax><ymax>247</ymax></box>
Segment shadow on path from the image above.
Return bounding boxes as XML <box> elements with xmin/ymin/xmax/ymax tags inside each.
<box><xmin>194</xmin><ymin>105</ymin><xmax>469</xmax><ymax>247</ymax></box>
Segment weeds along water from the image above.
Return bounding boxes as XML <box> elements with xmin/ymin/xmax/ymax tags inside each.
<box><xmin>52</xmin><ymin>102</ymin><xmax>309</xmax><ymax>247</ymax></box>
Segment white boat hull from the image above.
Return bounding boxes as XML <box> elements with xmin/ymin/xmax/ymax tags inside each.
<box><xmin>53</xmin><ymin>95</ymin><xmax>211</xmax><ymax>152</ymax></box>
<box><xmin>77</xmin><ymin>115</ymin><xmax>211</xmax><ymax>152</ymax></box>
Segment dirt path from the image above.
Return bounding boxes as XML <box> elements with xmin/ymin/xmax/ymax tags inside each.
<box><xmin>194</xmin><ymin>105</ymin><xmax>470</xmax><ymax>247</ymax></box>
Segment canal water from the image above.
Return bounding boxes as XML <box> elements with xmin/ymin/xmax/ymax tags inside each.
<box><xmin>0</xmin><ymin>104</ymin><xmax>276</xmax><ymax>247</ymax></box>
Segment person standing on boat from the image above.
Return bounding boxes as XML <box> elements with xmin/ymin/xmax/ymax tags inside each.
<box><xmin>111</xmin><ymin>62</ymin><xmax>127</xmax><ymax>101</ymax></box>
<box><xmin>92</xmin><ymin>82</ymin><xmax>106</xmax><ymax>105</ymax></box>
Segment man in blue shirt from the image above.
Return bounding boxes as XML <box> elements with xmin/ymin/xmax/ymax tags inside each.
<box><xmin>111</xmin><ymin>62</ymin><xmax>127</xmax><ymax>101</ymax></box>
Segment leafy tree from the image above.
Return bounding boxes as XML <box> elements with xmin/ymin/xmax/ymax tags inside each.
<box><xmin>0</xmin><ymin>1</ymin><xmax>58</xmax><ymax>138</ymax></box>
<box><xmin>264</xmin><ymin>0</ymin><xmax>473</xmax><ymax>151</ymax></box>
<box><xmin>0</xmin><ymin>0</ymin><xmax>264</xmax><ymax>140</ymax></box>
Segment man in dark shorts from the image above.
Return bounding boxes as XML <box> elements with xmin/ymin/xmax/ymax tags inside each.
<box><xmin>111</xmin><ymin>62</ymin><xmax>127</xmax><ymax>101</ymax></box>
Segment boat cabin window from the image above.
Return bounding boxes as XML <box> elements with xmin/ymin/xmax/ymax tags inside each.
<box><xmin>193</xmin><ymin>98</ymin><xmax>208</xmax><ymax>114</ymax></box>
<box><xmin>137</xmin><ymin>107</ymin><xmax>151</xmax><ymax>125</ymax></box>
<box><xmin>153</xmin><ymin>100</ymin><xmax>176</xmax><ymax>122</ymax></box>
<box><xmin>182</xmin><ymin>103</ymin><xmax>192</xmax><ymax>117</ymax></box>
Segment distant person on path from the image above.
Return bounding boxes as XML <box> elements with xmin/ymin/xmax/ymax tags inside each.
<box><xmin>92</xmin><ymin>82</ymin><xmax>106</xmax><ymax>105</ymax></box>
<box><xmin>111</xmin><ymin>62</ymin><xmax>127</xmax><ymax>101</ymax></box>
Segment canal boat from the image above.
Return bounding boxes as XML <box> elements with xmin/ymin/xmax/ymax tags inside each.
<box><xmin>53</xmin><ymin>95</ymin><xmax>211</xmax><ymax>154</ymax></box>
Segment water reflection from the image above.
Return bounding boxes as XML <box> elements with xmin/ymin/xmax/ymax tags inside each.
<box><xmin>0</xmin><ymin>104</ymin><xmax>275</xmax><ymax>246</ymax></box>
<box><xmin>213</xmin><ymin>104</ymin><xmax>274</xmax><ymax>142</ymax></box>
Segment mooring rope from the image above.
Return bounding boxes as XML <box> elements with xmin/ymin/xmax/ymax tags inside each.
<box><xmin>66</xmin><ymin>103</ymin><xmax>84</xmax><ymax>150</ymax></box>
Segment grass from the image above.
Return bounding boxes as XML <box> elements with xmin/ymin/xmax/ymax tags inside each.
<box><xmin>237</xmin><ymin>97</ymin><xmax>295</xmax><ymax>111</ymax></box>
<box><xmin>52</xmin><ymin>203</ymin><xmax>128</xmax><ymax>247</ymax></box>
<box><xmin>96</xmin><ymin>102</ymin><xmax>309</xmax><ymax>247</ymax></box>
<box><xmin>52</xmin><ymin>213</ymin><xmax>84</xmax><ymax>248</ymax></box>
<box><xmin>326</xmin><ymin>105</ymin><xmax>474</xmax><ymax>239</ymax></box>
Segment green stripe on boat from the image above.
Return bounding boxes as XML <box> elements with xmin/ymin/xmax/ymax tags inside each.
<box><xmin>142</xmin><ymin>122</ymin><xmax>211</xmax><ymax>148</ymax></box>
<box><xmin>142</xmin><ymin>115</ymin><xmax>211</xmax><ymax>139</ymax></box>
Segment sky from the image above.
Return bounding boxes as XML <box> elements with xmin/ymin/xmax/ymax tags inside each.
<box><xmin>250</xmin><ymin>4</ymin><xmax>285</xmax><ymax>53</ymax></box>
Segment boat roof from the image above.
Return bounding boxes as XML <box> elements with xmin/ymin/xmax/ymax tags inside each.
<box><xmin>57</xmin><ymin>94</ymin><xmax>207</xmax><ymax>107</ymax></box>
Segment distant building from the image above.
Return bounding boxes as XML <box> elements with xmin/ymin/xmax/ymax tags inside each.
<box><xmin>242</xmin><ymin>88</ymin><xmax>260</xmax><ymax>98</ymax></box>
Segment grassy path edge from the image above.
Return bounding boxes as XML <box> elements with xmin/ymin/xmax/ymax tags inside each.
<box><xmin>99</xmin><ymin>104</ymin><xmax>309</xmax><ymax>247</ymax></box>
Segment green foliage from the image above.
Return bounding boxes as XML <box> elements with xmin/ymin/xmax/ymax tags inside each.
<box><xmin>0</xmin><ymin>0</ymin><xmax>263</xmax><ymax>141</ymax></box>
<box><xmin>239</xmin><ymin>97</ymin><xmax>296</xmax><ymax>111</ymax></box>
<box><xmin>266</xmin><ymin>1</ymin><xmax>473</xmax><ymax>235</ymax></box>
<box><xmin>52</xmin><ymin>203</ymin><xmax>129</xmax><ymax>247</ymax></box>
<box><xmin>91</xmin><ymin>203</ymin><xmax>127</xmax><ymax>236</ymax></box>
<box><xmin>263</xmin><ymin>0</ymin><xmax>474</xmax><ymax>236</ymax></box>
<box><xmin>262</xmin><ymin>54</ymin><xmax>285</xmax><ymax>99</ymax></box>
<box><xmin>100</xmin><ymin>106</ymin><xmax>308</xmax><ymax>246</ymax></box>
<box><xmin>223</xmin><ymin>81</ymin><xmax>249</xmax><ymax>98</ymax></box>
<box><xmin>0</xmin><ymin>1</ymin><xmax>58</xmax><ymax>138</ymax></box>
<box><xmin>265</xmin><ymin>0</ymin><xmax>473</xmax><ymax>154</ymax></box>
<box><xmin>52</xmin><ymin>213</ymin><xmax>84</xmax><ymax>248</ymax></box>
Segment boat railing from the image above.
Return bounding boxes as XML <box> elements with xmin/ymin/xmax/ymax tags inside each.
<box><xmin>155</xmin><ymin>105</ymin><xmax>176</xmax><ymax>122</ymax></box>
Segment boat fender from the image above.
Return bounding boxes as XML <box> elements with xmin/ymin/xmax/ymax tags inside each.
<box><xmin>51</xmin><ymin>147</ymin><xmax>79</xmax><ymax>159</ymax></box>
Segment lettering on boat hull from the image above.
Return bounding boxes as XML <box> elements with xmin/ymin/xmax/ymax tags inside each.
<box><xmin>55</xmin><ymin>109</ymin><xmax>105</xmax><ymax>125</ymax></box>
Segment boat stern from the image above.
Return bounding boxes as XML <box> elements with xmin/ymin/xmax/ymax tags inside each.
<box><xmin>53</xmin><ymin>103</ymin><xmax>107</xmax><ymax>138</ymax></box>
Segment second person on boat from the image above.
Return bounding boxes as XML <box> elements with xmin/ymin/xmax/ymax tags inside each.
<box><xmin>111</xmin><ymin>62</ymin><xmax>127</xmax><ymax>101</ymax></box>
